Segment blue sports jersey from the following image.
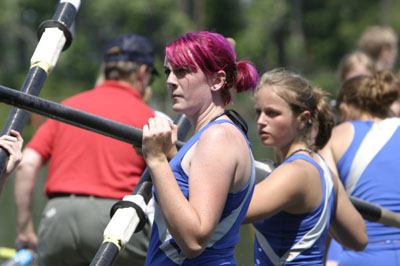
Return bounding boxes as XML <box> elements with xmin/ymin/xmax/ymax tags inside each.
<box><xmin>145</xmin><ymin>119</ymin><xmax>256</xmax><ymax>266</ymax></box>
<box><xmin>328</xmin><ymin>118</ymin><xmax>400</xmax><ymax>265</ymax></box>
<box><xmin>253</xmin><ymin>153</ymin><xmax>335</xmax><ymax>266</ymax></box>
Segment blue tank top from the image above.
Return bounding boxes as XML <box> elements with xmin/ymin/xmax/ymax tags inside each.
<box><xmin>337</xmin><ymin>119</ymin><xmax>400</xmax><ymax>243</ymax></box>
<box><xmin>145</xmin><ymin>119</ymin><xmax>256</xmax><ymax>266</ymax></box>
<box><xmin>252</xmin><ymin>153</ymin><xmax>335</xmax><ymax>266</ymax></box>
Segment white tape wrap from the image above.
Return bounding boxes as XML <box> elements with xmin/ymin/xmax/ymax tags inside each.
<box><xmin>103</xmin><ymin>195</ymin><xmax>147</xmax><ymax>245</ymax></box>
<box><xmin>61</xmin><ymin>0</ymin><xmax>81</xmax><ymax>10</ymax></box>
<box><xmin>30</xmin><ymin>28</ymin><xmax>66</xmax><ymax>72</ymax></box>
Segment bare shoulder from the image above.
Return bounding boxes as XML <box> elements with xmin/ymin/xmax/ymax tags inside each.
<box><xmin>264</xmin><ymin>159</ymin><xmax>321</xmax><ymax>212</ymax></box>
<box><xmin>198</xmin><ymin>122</ymin><xmax>246</xmax><ymax>146</ymax></box>
<box><xmin>185</xmin><ymin>123</ymin><xmax>241</xmax><ymax>164</ymax></box>
<box><xmin>331</xmin><ymin>121</ymin><xmax>353</xmax><ymax>137</ymax></box>
<box><xmin>195</xmin><ymin>122</ymin><xmax>250</xmax><ymax>167</ymax></box>
<box><xmin>269</xmin><ymin>159</ymin><xmax>317</xmax><ymax>194</ymax></box>
<box><xmin>328</xmin><ymin>121</ymin><xmax>354</xmax><ymax>158</ymax></box>
<box><xmin>195</xmin><ymin>122</ymin><xmax>250</xmax><ymax>190</ymax></box>
<box><xmin>283</xmin><ymin>159</ymin><xmax>318</xmax><ymax>181</ymax></box>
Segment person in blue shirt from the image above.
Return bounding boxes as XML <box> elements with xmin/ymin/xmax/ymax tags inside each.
<box><xmin>244</xmin><ymin>68</ymin><xmax>367</xmax><ymax>265</ymax></box>
<box><xmin>141</xmin><ymin>31</ymin><xmax>258</xmax><ymax>265</ymax></box>
<box><xmin>321</xmin><ymin>70</ymin><xmax>400</xmax><ymax>266</ymax></box>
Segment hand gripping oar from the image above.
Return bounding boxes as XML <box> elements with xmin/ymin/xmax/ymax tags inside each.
<box><xmin>0</xmin><ymin>0</ymin><xmax>81</xmax><ymax>190</ymax></box>
<box><xmin>89</xmin><ymin>114</ymin><xmax>191</xmax><ymax>266</ymax></box>
<box><xmin>1</xmin><ymin>88</ymin><xmax>400</xmax><ymax>232</ymax></box>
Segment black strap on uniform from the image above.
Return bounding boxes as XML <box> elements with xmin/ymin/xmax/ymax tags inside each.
<box><xmin>211</xmin><ymin>109</ymin><xmax>248</xmax><ymax>136</ymax></box>
<box><xmin>225</xmin><ymin>109</ymin><xmax>248</xmax><ymax>136</ymax></box>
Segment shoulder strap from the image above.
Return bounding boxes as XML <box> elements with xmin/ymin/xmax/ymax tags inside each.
<box><xmin>209</xmin><ymin>109</ymin><xmax>249</xmax><ymax>136</ymax></box>
<box><xmin>225</xmin><ymin>109</ymin><xmax>248</xmax><ymax>136</ymax></box>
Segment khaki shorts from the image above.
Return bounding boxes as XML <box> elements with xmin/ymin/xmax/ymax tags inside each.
<box><xmin>37</xmin><ymin>195</ymin><xmax>150</xmax><ymax>266</ymax></box>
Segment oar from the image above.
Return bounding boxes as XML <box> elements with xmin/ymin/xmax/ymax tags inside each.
<box><xmin>0</xmin><ymin>85</ymin><xmax>185</xmax><ymax>149</ymax></box>
<box><xmin>0</xmin><ymin>87</ymin><xmax>399</xmax><ymax>228</ymax></box>
<box><xmin>0</xmin><ymin>0</ymin><xmax>81</xmax><ymax>191</ymax></box>
<box><xmin>350</xmin><ymin>197</ymin><xmax>400</xmax><ymax>229</ymax></box>
<box><xmin>89</xmin><ymin>114</ymin><xmax>191</xmax><ymax>266</ymax></box>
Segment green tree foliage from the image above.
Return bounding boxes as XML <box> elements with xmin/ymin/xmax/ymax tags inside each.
<box><xmin>235</xmin><ymin>0</ymin><xmax>288</xmax><ymax>73</ymax></box>
<box><xmin>0</xmin><ymin>0</ymin><xmax>399</xmax><ymax>154</ymax></box>
<box><xmin>1</xmin><ymin>1</ymin><xmax>400</xmax><ymax>264</ymax></box>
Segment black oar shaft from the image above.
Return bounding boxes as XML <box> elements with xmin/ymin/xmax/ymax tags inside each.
<box><xmin>89</xmin><ymin>242</ymin><xmax>120</xmax><ymax>266</ymax></box>
<box><xmin>350</xmin><ymin>197</ymin><xmax>381</xmax><ymax>222</ymax></box>
<box><xmin>350</xmin><ymin>197</ymin><xmax>400</xmax><ymax>229</ymax></box>
<box><xmin>53</xmin><ymin>1</ymin><xmax>79</xmax><ymax>27</ymax></box>
<box><xmin>0</xmin><ymin>85</ymin><xmax>184</xmax><ymax>148</ymax></box>
<box><xmin>1</xmin><ymin>67</ymin><xmax>47</xmax><ymax>132</ymax></box>
<box><xmin>0</xmin><ymin>0</ymin><xmax>80</xmax><ymax>186</ymax></box>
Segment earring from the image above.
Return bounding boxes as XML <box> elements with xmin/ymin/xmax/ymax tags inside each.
<box><xmin>222</xmin><ymin>79</ymin><xmax>227</xmax><ymax>88</ymax></box>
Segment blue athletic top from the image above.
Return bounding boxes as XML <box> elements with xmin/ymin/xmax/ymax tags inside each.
<box><xmin>326</xmin><ymin>119</ymin><xmax>400</xmax><ymax>264</ymax></box>
<box><xmin>337</xmin><ymin>119</ymin><xmax>400</xmax><ymax>243</ymax></box>
<box><xmin>252</xmin><ymin>153</ymin><xmax>336</xmax><ymax>266</ymax></box>
<box><xmin>145</xmin><ymin>119</ymin><xmax>256</xmax><ymax>266</ymax></box>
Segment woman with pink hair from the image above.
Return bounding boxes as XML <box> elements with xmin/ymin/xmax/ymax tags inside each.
<box><xmin>142</xmin><ymin>31</ymin><xmax>258</xmax><ymax>265</ymax></box>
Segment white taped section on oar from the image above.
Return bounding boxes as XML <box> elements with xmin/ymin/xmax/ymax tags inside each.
<box><xmin>61</xmin><ymin>0</ymin><xmax>81</xmax><ymax>10</ymax></box>
<box><xmin>103</xmin><ymin>194</ymin><xmax>147</xmax><ymax>245</ymax></box>
<box><xmin>30</xmin><ymin>28</ymin><xmax>66</xmax><ymax>73</ymax></box>
<box><xmin>254</xmin><ymin>159</ymin><xmax>275</xmax><ymax>184</ymax></box>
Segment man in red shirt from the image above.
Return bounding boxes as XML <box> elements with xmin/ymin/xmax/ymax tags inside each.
<box><xmin>14</xmin><ymin>34</ymin><xmax>157</xmax><ymax>266</ymax></box>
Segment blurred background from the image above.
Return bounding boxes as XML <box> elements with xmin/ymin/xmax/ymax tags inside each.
<box><xmin>0</xmin><ymin>0</ymin><xmax>399</xmax><ymax>264</ymax></box>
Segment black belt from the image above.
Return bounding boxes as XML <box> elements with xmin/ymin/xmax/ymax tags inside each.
<box><xmin>49</xmin><ymin>192</ymin><xmax>95</xmax><ymax>199</ymax></box>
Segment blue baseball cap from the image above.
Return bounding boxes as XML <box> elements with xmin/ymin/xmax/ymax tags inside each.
<box><xmin>104</xmin><ymin>34</ymin><xmax>158</xmax><ymax>74</ymax></box>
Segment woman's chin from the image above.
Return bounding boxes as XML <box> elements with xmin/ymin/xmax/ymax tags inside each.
<box><xmin>171</xmin><ymin>105</ymin><xmax>187</xmax><ymax>115</ymax></box>
<box><xmin>259</xmin><ymin>139</ymin><xmax>273</xmax><ymax>147</ymax></box>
